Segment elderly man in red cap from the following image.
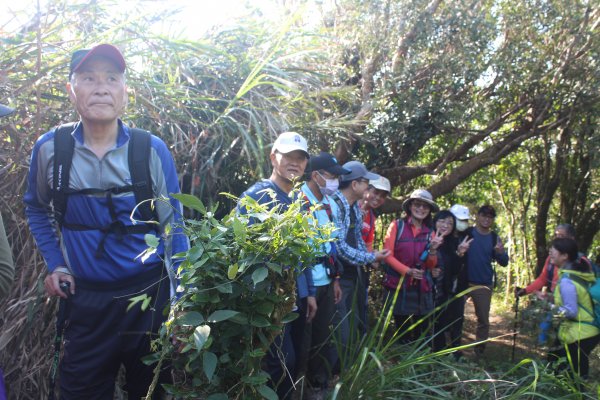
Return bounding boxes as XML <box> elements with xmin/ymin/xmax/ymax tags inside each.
<box><xmin>24</xmin><ymin>44</ymin><xmax>189</xmax><ymax>398</ymax></box>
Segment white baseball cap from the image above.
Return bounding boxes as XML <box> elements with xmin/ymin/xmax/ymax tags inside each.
<box><xmin>369</xmin><ymin>176</ymin><xmax>391</xmax><ymax>193</ymax></box>
<box><xmin>271</xmin><ymin>132</ymin><xmax>309</xmax><ymax>157</ymax></box>
<box><xmin>450</xmin><ymin>204</ymin><xmax>470</xmax><ymax>220</ymax></box>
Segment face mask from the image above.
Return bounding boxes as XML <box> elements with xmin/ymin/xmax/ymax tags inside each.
<box><xmin>456</xmin><ymin>220</ymin><xmax>469</xmax><ymax>232</ymax></box>
<box><xmin>317</xmin><ymin>172</ymin><xmax>339</xmax><ymax>196</ymax></box>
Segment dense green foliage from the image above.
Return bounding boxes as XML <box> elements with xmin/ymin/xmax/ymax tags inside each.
<box><xmin>145</xmin><ymin>192</ymin><xmax>331</xmax><ymax>399</ymax></box>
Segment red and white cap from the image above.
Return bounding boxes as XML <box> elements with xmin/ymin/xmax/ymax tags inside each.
<box><xmin>70</xmin><ymin>44</ymin><xmax>126</xmax><ymax>77</ymax></box>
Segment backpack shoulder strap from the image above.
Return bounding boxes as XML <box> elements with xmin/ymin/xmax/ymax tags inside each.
<box><xmin>52</xmin><ymin>123</ymin><xmax>78</xmax><ymax>226</ymax></box>
<box><xmin>331</xmin><ymin>194</ymin><xmax>345</xmax><ymax>222</ymax></box>
<box><xmin>128</xmin><ymin>128</ymin><xmax>155</xmax><ymax>221</ymax></box>
<box><xmin>394</xmin><ymin>219</ymin><xmax>405</xmax><ymax>246</ymax></box>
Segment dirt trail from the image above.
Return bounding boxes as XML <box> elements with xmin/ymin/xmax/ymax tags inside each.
<box><xmin>462</xmin><ymin>297</ymin><xmax>600</xmax><ymax>375</ymax></box>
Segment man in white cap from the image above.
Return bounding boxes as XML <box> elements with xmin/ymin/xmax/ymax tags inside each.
<box><xmin>329</xmin><ymin>161</ymin><xmax>390</xmax><ymax>362</ymax></box>
<box><xmin>24</xmin><ymin>44</ymin><xmax>188</xmax><ymax>398</ymax></box>
<box><xmin>238</xmin><ymin>131</ymin><xmax>315</xmax><ymax>399</ymax></box>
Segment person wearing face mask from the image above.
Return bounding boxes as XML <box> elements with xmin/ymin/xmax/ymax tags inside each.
<box><xmin>450</xmin><ymin>204</ymin><xmax>471</xmax><ymax>234</ymax></box>
<box><xmin>430</xmin><ymin>210</ymin><xmax>473</xmax><ymax>358</ymax></box>
<box><xmin>299</xmin><ymin>152</ymin><xmax>350</xmax><ymax>398</ymax></box>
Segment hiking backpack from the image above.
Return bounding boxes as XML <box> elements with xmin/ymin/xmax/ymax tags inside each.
<box><xmin>567</xmin><ymin>273</ymin><xmax>600</xmax><ymax>329</ymax></box>
<box><xmin>52</xmin><ymin>123</ymin><xmax>157</xmax><ymax>257</ymax></box>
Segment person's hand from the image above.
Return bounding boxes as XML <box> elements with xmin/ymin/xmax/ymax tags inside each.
<box><xmin>494</xmin><ymin>237</ymin><xmax>505</xmax><ymax>254</ymax></box>
<box><xmin>457</xmin><ymin>236</ymin><xmax>473</xmax><ymax>256</ymax></box>
<box><xmin>306</xmin><ymin>296</ymin><xmax>317</xmax><ymax>323</ymax></box>
<box><xmin>430</xmin><ymin>230</ymin><xmax>444</xmax><ymax>250</ymax></box>
<box><xmin>515</xmin><ymin>287</ymin><xmax>526</xmax><ymax>297</ymax></box>
<box><xmin>431</xmin><ymin>267</ymin><xmax>442</xmax><ymax>278</ymax></box>
<box><xmin>408</xmin><ymin>268</ymin><xmax>423</xmax><ymax>280</ymax></box>
<box><xmin>44</xmin><ymin>270</ymin><xmax>75</xmax><ymax>298</ymax></box>
<box><xmin>333</xmin><ymin>279</ymin><xmax>342</xmax><ymax>304</ymax></box>
<box><xmin>374</xmin><ymin>249</ymin><xmax>391</xmax><ymax>261</ymax></box>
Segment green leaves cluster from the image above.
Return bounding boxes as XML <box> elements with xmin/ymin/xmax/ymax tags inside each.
<box><xmin>155</xmin><ymin>191</ymin><xmax>332</xmax><ymax>399</ymax></box>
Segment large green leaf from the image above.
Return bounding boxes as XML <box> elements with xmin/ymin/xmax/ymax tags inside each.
<box><xmin>193</xmin><ymin>325</ymin><xmax>211</xmax><ymax>350</ymax></box>
<box><xmin>207</xmin><ymin>310</ymin><xmax>239</xmax><ymax>323</ymax></box>
<box><xmin>178</xmin><ymin>311</ymin><xmax>205</xmax><ymax>326</ymax></box>
<box><xmin>203</xmin><ymin>351</ymin><xmax>218</xmax><ymax>382</ymax></box>
<box><xmin>172</xmin><ymin>193</ymin><xmax>207</xmax><ymax>213</ymax></box>
<box><xmin>257</xmin><ymin>385</ymin><xmax>278</xmax><ymax>400</ymax></box>
<box><xmin>252</xmin><ymin>267</ymin><xmax>268</xmax><ymax>286</ymax></box>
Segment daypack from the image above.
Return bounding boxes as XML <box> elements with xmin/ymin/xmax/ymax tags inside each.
<box><xmin>569</xmin><ymin>260</ymin><xmax>600</xmax><ymax>329</ymax></box>
<box><xmin>52</xmin><ymin>123</ymin><xmax>157</xmax><ymax>257</ymax></box>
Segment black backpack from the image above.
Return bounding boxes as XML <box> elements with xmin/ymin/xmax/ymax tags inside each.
<box><xmin>52</xmin><ymin>123</ymin><xmax>157</xmax><ymax>257</ymax></box>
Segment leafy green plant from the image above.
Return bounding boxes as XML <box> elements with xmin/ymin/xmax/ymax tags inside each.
<box><xmin>146</xmin><ymin>191</ymin><xmax>332</xmax><ymax>399</ymax></box>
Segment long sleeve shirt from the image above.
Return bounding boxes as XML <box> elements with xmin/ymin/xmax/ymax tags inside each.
<box><xmin>558</xmin><ymin>278</ymin><xmax>578</xmax><ymax>319</ymax></box>
<box><xmin>329</xmin><ymin>191</ymin><xmax>375</xmax><ymax>266</ymax></box>
<box><xmin>466</xmin><ymin>228</ymin><xmax>509</xmax><ymax>285</ymax></box>
<box><xmin>24</xmin><ymin>121</ymin><xmax>188</xmax><ymax>282</ymax></box>
<box><xmin>525</xmin><ymin>256</ymin><xmax>558</xmax><ymax>294</ymax></box>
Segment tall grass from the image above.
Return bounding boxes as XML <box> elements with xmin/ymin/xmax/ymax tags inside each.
<box><xmin>331</xmin><ymin>286</ymin><xmax>597</xmax><ymax>399</ymax></box>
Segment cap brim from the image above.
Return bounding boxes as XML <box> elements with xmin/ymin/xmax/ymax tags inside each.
<box><xmin>325</xmin><ymin>165</ymin><xmax>351</xmax><ymax>175</ymax></box>
<box><xmin>364</xmin><ymin>171</ymin><xmax>380</xmax><ymax>180</ymax></box>
<box><xmin>273</xmin><ymin>145</ymin><xmax>309</xmax><ymax>157</ymax></box>
<box><xmin>0</xmin><ymin>105</ymin><xmax>14</xmax><ymax>117</ymax></box>
<box><xmin>371</xmin><ymin>183</ymin><xmax>390</xmax><ymax>192</ymax></box>
<box><xmin>72</xmin><ymin>44</ymin><xmax>126</xmax><ymax>74</ymax></box>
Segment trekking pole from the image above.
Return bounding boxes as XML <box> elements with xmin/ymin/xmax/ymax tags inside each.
<box><xmin>511</xmin><ymin>293</ymin><xmax>519</xmax><ymax>361</ymax></box>
<box><xmin>48</xmin><ymin>282</ymin><xmax>71</xmax><ymax>400</ymax></box>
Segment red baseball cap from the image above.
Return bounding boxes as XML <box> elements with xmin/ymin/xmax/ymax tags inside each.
<box><xmin>69</xmin><ymin>44</ymin><xmax>126</xmax><ymax>78</ymax></box>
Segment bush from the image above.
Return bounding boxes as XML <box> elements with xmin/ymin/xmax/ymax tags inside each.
<box><xmin>146</xmin><ymin>191</ymin><xmax>332</xmax><ymax>399</ymax></box>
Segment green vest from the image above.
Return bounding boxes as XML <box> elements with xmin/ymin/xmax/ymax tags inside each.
<box><xmin>554</xmin><ymin>268</ymin><xmax>600</xmax><ymax>344</ymax></box>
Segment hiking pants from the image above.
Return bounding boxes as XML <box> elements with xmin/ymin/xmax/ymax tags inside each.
<box><xmin>548</xmin><ymin>334</ymin><xmax>600</xmax><ymax>378</ymax></box>
<box><xmin>264</xmin><ymin>320</ymin><xmax>296</xmax><ymax>400</ymax></box>
<box><xmin>468</xmin><ymin>284</ymin><xmax>492</xmax><ymax>352</ymax></box>
<box><xmin>432</xmin><ymin>294</ymin><xmax>465</xmax><ymax>352</ymax></box>
<box><xmin>60</xmin><ymin>265</ymin><xmax>170</xmax><ymax>400</ymax></box>
<box><xmin>306</xmin><ymin>283</ymin><xmax>336</xmax><ymax>389</ymax></box>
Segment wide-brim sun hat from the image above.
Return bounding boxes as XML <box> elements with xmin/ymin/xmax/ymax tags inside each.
<box><xmin>402</xmin><ymin>188</ymin><xmax>439</xmax><ymax>213</ymax></box>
